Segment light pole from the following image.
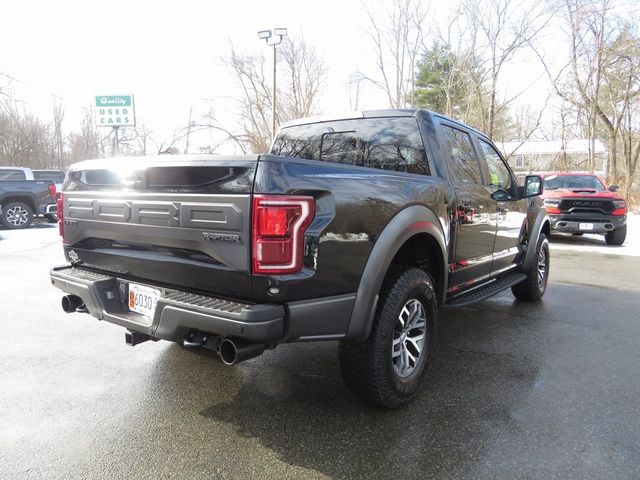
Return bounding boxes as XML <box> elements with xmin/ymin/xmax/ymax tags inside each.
<box><xmin>258</xmin><ymin>28</ymin><xmax>287</xmax><ymax>141</ymax></box>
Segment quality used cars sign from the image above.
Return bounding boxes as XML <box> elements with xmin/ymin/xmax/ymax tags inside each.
<box><xmin>94</xmin><ymin>95</ymin><xmax>136</xmax><ymax>127</ymax></box>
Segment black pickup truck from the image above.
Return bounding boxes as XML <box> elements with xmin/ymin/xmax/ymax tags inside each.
<box><xmin>50</xmin><ymin>109</ymin><xmax>549</xmax><ymax>408</ymax></box>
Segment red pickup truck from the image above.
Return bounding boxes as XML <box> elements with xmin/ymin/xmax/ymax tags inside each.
<box><xmin>540</xmin><ymin>172</ymin><xmax>627</xmax><ymax>245</ymax></box>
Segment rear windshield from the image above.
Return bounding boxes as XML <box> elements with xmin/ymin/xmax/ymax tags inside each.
<box><xmin>34</xmin><ymin>171</ymin><xmax>65</xmax><ymax>183</ymax></box>
<box><xmin>0</xmin><ymin>169</ymin><xmax>27</xmax><ymax>180</ymax></box>
<box><xmin>544</xmin><ymin>175</ymin><xmax>605</xmax><ymax>191</ymax></box>
<box><xmin>271</xmin><ymin>117</ymin><xmax>430</xmax><ymax>175</ymax></box>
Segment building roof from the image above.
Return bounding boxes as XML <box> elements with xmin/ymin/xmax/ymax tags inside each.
<box><xmin>498</xmin><ymin>139</ymin><xmax>607</xmax><ymax>157</ymax></box>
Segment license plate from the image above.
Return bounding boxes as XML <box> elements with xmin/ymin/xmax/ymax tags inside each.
<box><xmin>128</xmin><ymin>283</ymin><xmax>161</xmax><ymax>317</ymax></box>
<box><xmin>579</xmin><ymin>223</ymin><xmax>594</xmax><ymax>231</ymax></box>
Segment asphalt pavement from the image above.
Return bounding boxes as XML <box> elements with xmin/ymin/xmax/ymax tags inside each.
<box><xmin>1</xmin><ymin>218</ymin><xmax>639</xmax><ymax>479</ymax></box>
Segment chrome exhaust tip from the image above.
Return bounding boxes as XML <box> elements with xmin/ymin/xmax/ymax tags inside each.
<box><xmin>61</xmin><ymin>295</ymin><xmax>84</xmax><ymax>313</ymax></box>
<box><xmin>219</xmin><ymin>338</ymin><xmax>265</xmax><ymax>365</ymax></box>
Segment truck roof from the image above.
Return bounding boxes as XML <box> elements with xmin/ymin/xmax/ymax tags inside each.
<box><xmin>0</xmin><ymin>166</ymin><xmax>32</xmax><ymax>171</ymax></box>
<box><xmin>280</xmin><ymin>108</ymin><xmax>487</xmax><ymax>140</ymax></box>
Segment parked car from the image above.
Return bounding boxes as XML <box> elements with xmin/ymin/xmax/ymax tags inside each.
<box><xmin>50</xmin><ymin>109</ymin><xmax>549</xmax><ymax>408</ymax></box>
<box><xmin>540</xmin><ymin>172</ymin><xmax>627</xmax><ymax>245</ymax></box>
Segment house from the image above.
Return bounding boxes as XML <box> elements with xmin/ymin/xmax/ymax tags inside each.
<box><xmin>498</xmin><ymin>139</ymin><xmax>608</xmax><ymax>173</ymax></box>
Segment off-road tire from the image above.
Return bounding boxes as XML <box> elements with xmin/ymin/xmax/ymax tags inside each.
<box><xmin>605</xmin><ymin>225</ymin><xmax>626</xmax><ymax>246</ymax></box>
<box><xmin>339</xmin><ymin>267</ymin><xmax>437</xmax><ymax>409</ymax></box>
<box><xmin>512</xmin><ymin>233</ymin><xmax>549</xmax><ymax>301</ymax></box>
<box><xmin>1</xmin><ymin>201</ymin><xmax>34</xmax><ymax>229</ymax></box>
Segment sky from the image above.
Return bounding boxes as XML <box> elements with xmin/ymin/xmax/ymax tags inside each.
<box><xmin>2</xmin><ymin>0</ymin><xmax>396</xmax><ymax>146</ymax></box>
<box><xmin>2</xmin><ymin>0</ymin><xmax>623</xmax><ymax>153</ymax></box>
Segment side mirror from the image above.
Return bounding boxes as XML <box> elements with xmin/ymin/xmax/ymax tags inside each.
<box><xmin>608</xmin><ymin>184</ymin><xmax>619</xmax><ymax>192</ymax></box>
<box><xmin>524</xmin><ymin>175</ymin><xmax>543</xmax><ymax>198</ymax></box>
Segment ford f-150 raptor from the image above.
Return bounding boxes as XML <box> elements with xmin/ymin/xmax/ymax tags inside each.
<box><xmin>50</xmin><ymin>109</ymin><xmax>549</xmax><ymax>408</ymax></box>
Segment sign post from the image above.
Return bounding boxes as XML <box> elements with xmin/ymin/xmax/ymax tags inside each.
<box><xmin>94</xmin><ymin>94</ymin><xmax>136</xmax><ymax>155</ymax></box>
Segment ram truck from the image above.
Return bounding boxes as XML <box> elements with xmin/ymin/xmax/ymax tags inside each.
<box><xmin>50</xmin><ymin>110</ymin><xmax>550</xmax><ymax>408</ymax></box>
<box><xmin>540</xmin><ymin>172</ymin><xmax>627</xmax><ymax>245</ymax></box>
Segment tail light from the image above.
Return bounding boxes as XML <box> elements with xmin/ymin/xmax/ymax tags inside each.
<box><xmin>48</xmin><ymin>183</ymin><xmax>56</xmax><ymax>199</ymax></box>
<box><xmin>252</xmin><ymin>195</ymin><xmax>315</xmax><ymax>275</ymax></box>
<box><xmin>612</xmin><ymin>200</ymin><xmax>626</xmax><ymax>216</ymax></box>
<box><xmin>56</xmin><ymin>193</ymin><xmax>64</xmax><ymax>238</ymax></box>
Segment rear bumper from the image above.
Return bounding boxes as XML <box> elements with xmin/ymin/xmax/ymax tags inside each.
<box><xmin>50</xmin><ymin>265</ymin><xmax>356</xmax><ymax>343</ymax></box>
<box><xmin>549</xmin><ymin>214</ymin><xmax>626</xmax><ymax>234</ymax></box>
<box><xmin>50</xmin><ymin>265</ymin><xmax>285</xmax><ymax>342</ymax></box>
<box><xmin>45</xmin><ymin>204</ymin><xmax>57</xmax><ymax>214</ymax></box>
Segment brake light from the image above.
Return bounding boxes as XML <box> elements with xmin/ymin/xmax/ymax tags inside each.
<box><xmin>56</xmin><ymin>193</ymin><xmax>64</xmax><ymax>238</ymax></box>
<box><xmin>252</xmin><ymin>195</ymin><xmax>315</xmax><ymax>274</ymax></box>
<box><xmin>612</xmin><ymin>200</ymin><xmax>627</xmax><ymax>216</ymax></box>
<box><xmin>48</xmin><ymin>183</ymin><xmax>56</xmax><ymax>199</ymax></box>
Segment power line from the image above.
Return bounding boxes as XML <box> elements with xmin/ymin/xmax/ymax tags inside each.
<box><xmin>0</xmin><ymin>70</ymin><xmax>90</xmax><ymax>111</ymax></box>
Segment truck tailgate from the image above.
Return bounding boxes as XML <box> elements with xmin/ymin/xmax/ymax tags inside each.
<box><xmin>61</xmin><ymin>156</ymin><xmax>257</xmax><ymax>299</ymax></box>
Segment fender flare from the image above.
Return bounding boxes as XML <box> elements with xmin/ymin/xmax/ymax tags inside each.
<box><xmin>0</xmin><ymin>192</ymin><xmax>38</xmax><ymax>212</ymax></box>
<box><xmin>345</xmin><ymin>205</ymin><xmax>448</xmax><ymax>341</ymax></box>
<box><xmin>522</xmin><ymin>209</ymin><xmax>550</xmax><ymax>271</ymax></box>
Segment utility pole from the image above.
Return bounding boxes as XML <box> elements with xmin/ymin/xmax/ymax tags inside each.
<box><xmin>113</xmin><ymin>126</ymin><xmax>119</xmax><ymax>156</ymax></box>
<box><xmin>272</xmin><ymin>43</ymin><xmax>277</xmax><ymax>140</ymax></box>
<box><xmin>258</xmin><ymin>28</ymin><xmax>288</xmax><ymax>141</ymax></box>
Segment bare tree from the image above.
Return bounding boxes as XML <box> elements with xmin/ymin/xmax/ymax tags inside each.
<box><xmin>360</xmin><ymin>0</ymin><xmax>429</xmax><ymax>108</ymax></box>
<box><xmin>211</xmin><ymin>34</ymin><xmax>327</xmax><ymax>154</ymax></box>
<box><xmin>68</xmin><ymin>109</ymin><xmax>100</xmax><ymax>163</ymax></box>
<box><xmin>52</xmin><ymin>101</ymin><xmax>65</xmax><ymax>168</ymax></box>
<box><xmin>459</xmin><ymin>0</ymin><xmax>552</xmax><ymax>138</ymax></box>
<box><xmin>347</xmin><ymin>73</ymin><xmax>364</xmax><ymax>111</ymax></box>
<box><xmin>539</xmin><ymin>0</ymin><xmax>640</xmax><ymax>193</ymax></box>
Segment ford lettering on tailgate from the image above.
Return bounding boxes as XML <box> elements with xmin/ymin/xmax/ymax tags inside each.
<box><xmin>66</xmin><ymin>198</ymin><xmax>242</xmax><ymax>231</ymax></box>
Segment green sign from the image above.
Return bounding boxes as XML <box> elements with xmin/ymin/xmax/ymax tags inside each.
<box><xmin>94</xmin><ymin>94</ymin><xmax>135</xmax><ymax>127</ymax></box>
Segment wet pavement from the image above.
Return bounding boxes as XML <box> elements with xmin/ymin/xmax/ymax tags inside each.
<box><xmin>1</xmin><ymin>221</ymin><xmax>639</xmax><ymax>479</ymax></box>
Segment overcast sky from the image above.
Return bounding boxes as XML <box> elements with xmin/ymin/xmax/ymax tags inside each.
<box><xmin>2</xmin><ymin>1</ymin><xmax>398</xmax><ymax>139</ymax></box>
<box><xmin>1</xmin><ymin>0</ymin><xmax>604</xmax><ymax>152</ymax></box>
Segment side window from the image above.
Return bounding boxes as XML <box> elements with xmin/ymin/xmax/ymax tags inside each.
<box><xmin>439</xmin><ymin>125</ymin><xmax>482</xmax><ymax>184</ymax></box>
<box><xmin>479</xmin><ymin>140</ymin><xmax>512</xmax><ymax>190</ymax></box>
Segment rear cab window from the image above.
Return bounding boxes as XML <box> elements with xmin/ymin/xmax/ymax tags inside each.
<box><xmin>34</xmin><ymin>171</ymin><xmax>66</xmax><ymax>184</ymax></box>
<box><xmin>272</xmin><ymin>117</ymin><xmax>431</xmax><ymax>175</ymax></box>
<box><xmin>0</xmin><ymin>169</ymin><xmax>27</xmax><ymax>180</ymax></box>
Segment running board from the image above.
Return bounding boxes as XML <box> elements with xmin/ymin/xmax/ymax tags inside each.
<box><xmin>445</xmin><ymin>273</ymin><xmax>527</xmax><ymax>308</ymax></box>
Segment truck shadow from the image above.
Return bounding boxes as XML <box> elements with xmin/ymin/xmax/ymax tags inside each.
<box><xmin>141</xmin><ymin>282</ymin><xmax>640</xmax><ymax>478</ymax></box>
<box><xmin>187</xmin><ymin>295</ymin><xmax>553</xmax><ymax>479</ymax></box>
